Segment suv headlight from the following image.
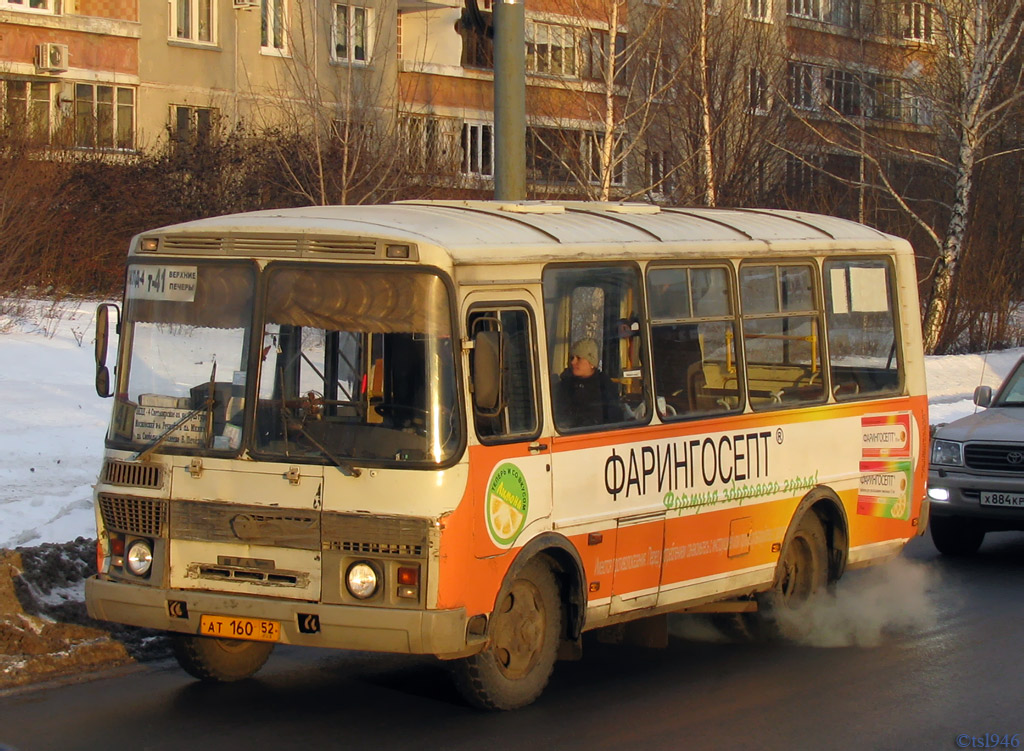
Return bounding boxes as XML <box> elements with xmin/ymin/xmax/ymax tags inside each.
<box><xmin>931</xmin><ymin>439</ymin><xmax>964</xmax><ymax>466</ymax></box>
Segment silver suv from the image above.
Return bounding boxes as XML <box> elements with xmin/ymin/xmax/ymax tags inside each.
<box><xmin>928</xmin><ymin>356</ymin><xmax>1024</xmax><ymax>554</ymax></box>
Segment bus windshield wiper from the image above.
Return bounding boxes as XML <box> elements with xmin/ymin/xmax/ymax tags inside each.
<box><xmin>132</xmin><ymin>363</ymin><xmax>216</xmax><ymax>462</ymax></box>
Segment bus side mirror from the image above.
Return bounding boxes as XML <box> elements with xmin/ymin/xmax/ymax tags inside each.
<box><xmin>473</xmin><ymin>330</ymin><xmax>503</xmax><ymax>416</ymax></box>
<box><xmin>973</xmin><ymin>385</ymin><xmax>992</xmax><ymax>408</ymax></box>
<box><xmin>95</xmin><ymin>303</ymin><xmax>119</xmax><ymax>398</ymax></box>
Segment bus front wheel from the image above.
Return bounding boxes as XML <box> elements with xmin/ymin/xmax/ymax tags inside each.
<box><xmin>451</xmin><ymin>557</ymin><xmax>562</xmax><ymax>711</ymax></box>
<box><xmin>172</xmin><ymin>634</ymin><xmax>275</xmax><ymax>682</ymax></box>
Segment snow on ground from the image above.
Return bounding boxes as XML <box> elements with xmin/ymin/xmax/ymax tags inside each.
<box><xmin>0</xmin><ymin>298</ymin><xmax>1020</xmax><ymax>549</ymax></box>
<box><xmin>1</xmin><ymin>300</ymin><xmax>112</xmax><ymax>549</ymax></box>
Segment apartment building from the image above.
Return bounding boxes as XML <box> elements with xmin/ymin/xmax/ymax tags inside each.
<box><xmin>137</xmin><ymin>0</ymin><xmax>398</xmax><ymax>149</ymax></box>
<box><xmin>1</xmin><ymin>0</ymin><xmax>942</xmax><ymax>207</ymax></box>
<box><xmin>0</xmin><ymin>0</ymin><xmax>139</xmax><ymax>150</ymax></box>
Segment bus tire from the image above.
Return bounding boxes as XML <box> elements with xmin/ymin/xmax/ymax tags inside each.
<box><xmin>930</xmin><ymin>515</ymin><xmax>985</xmax><ymax>556</ymax></box>
<box><xmin>755</xmin><ymin>512</ymin><xmax>828</xmax><ymax>637</ymax></box>
<box><xmin>171</xmin><ymin>634</ymin><xmax>274</xmax><ymax>682</ymax></box>
<box><xmin>451</xmin><ymin>558</ymin><xmax>562</xmax><ymax>711</ymax></box>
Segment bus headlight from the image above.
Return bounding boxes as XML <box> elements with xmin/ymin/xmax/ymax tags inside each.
<box><xmin>346</xmin><ymin>561</ymin><xmax>380</xmax><ymax>599</ymax></box>
<box><xmin>125</xmin><ymin>539</ymin><xmax>153</xmax><ymax>577</ymax></box>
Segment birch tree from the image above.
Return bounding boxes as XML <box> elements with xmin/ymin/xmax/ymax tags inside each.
<box><xmin>784</xmin><ymin>0</ymin><xmax>1024</xmax><ymax>352</ymax></box>
<box><xmin>643</xmin><ymin>0</ymin><xmax>790</xmax><ymax>207</ymax></box>
<box><xmin>918</xmin><ymin>0</ymin><xmax>1024</xmax><ymax>351</ymax></box>
<box><xmin>522</xmin><ymin>0</ymin><xmax>681</xmax><ymax>200</ymax></box>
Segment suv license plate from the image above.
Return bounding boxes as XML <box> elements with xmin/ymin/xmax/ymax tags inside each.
<box><xmin>200</xmin><ymin>615</ymin><xmax>280</xmax><ymax>642</ymax></box>
<box><xmin>980</xmin><ymin>492</ymin><xmax>1024</xmax><ymax>508</ymax></box>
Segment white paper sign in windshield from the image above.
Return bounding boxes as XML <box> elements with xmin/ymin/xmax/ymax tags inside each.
<box><xmin>127</xmin><ymin>265</ymin><xmax>198</xmax><ymax>302</ymax></box>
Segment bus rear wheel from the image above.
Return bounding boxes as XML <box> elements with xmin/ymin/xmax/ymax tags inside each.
<box><xmin>451</xmin><ymin>558</ymin><xmax>562</xmax><ymax>711</ymax></box>
<box><xmin>745</xmin><ymin>513</ymin><xmax>828</xmax><ymax>639</ymax></box>
<box><xmin>172</xmin><ymin>634</ymin><xmax>275</xmax><ymax>682</ymax></box>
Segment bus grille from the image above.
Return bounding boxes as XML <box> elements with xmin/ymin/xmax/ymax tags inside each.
<box><xmin>964</xmin><ymin>443</ymin><xmax>1024</xmax><ymax>472</ymax></box>
<box><xmin>158</xmin><ymin>236</ymin><xmax>378</xmax><ymax>256</ymax></box>
<box><xmin>322</xmin><ymin>513</ymin><xmax>427</xmax><ymax>558</ymax></box>
<box><xmin>101</xmin><ymin>459</ymin><xmax>164</xmax><ymax>489</ymax></box>
<box><xmin>98</xmin><ymin>494</ymin><xmax>167</xmax><ymax>537</ymax></box>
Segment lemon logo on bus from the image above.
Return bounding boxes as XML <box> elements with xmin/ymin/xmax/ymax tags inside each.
<box><xmin>486</xmin><ymin>463</ymin><xmax>529</xmax><ymax>546</ymax></box>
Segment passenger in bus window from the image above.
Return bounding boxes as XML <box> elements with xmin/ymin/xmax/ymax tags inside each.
<box><xmin>554</xmin><ymin>338</ymin><xmax>624</xmax><ymax>429</ymax></box>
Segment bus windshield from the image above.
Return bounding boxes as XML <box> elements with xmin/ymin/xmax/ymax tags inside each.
<box><xmin>110</xmin><ymin>261</ymin><xmax>256</xmax><ymax>454</ymax></box>
<box><xmin>252</xmin><ymin>266</ymin><xmax>460</xmax><ymax>466</ymax></box>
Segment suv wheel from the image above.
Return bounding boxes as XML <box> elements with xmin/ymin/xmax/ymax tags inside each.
<box><xmin>930</xmin><ymin>515</ymin><xmax>985</xmax><ymax>556</ymax></box>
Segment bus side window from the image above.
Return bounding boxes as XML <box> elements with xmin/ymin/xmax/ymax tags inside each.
<box><xmin>647</xmin><ymin>265</ymin><xmax>740</xmax><ymax>419</ymax></box>
<box><xmin>739</xmin><ymin>262</ymin><xmax>826</xmax><ymax>409</ymax></box>
<box><xmin>824</xmin><ymin>258</ymin><xmax>902</xmax><ymax>400</ymax></box>
<box><xmin>468</xmin><ymin>307</ymin><xmax>540</xmax><ymax>441</ymax></box>
<box><xmin>542</xmin><ymin>265</ymin><xmax>649</xmax><ymax>431</ymax></box>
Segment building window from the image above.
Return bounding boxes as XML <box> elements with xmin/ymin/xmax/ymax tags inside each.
<box><xmin>400</xmin><ymin>114</ymin><xmax>459</xmax><ymax>172</ymax></box>
<box><xmin>785</xmin><ymin>154</ymin><xmax>818</xmax><ymax>194</ymax></box>
<box><xmin>171</xmin><ymin>104</ymin><xmax>216</xmax><ymax>147</ymax></box>
<box><xmin>829</xmin><ymin>0</ymin><xmax>859</xmax><ymax>27</ymax></box>
<box><xmin>581</xmin><ymin>29</ymin><xmax>626</xmax><ymax>83</ymax></box>
<box><xmin>459</xmin><ymin>7</ymin><xmax>493</xmax><ymax>69</ymax></box>
<box><xmin>527</xmin><ymin>127</ymin><xmax>578</xmax><ymax>183</ymax></box>
<box><xmin>788</xmin><ymin>62</ymin><xmax>818</xmax><ymax>110</ymax></box>
<box><xmin>2</xmin><ymin>79</ymin><xmax>53</xmax><ymax>142</ymax></box>
<box><xmin>0</xmin><ymin>0</ymin><xmax>52</xmax><ymax>13</ymax></box>
<box><xmin>75</xmin><ymin>84</ymin><xmax>134</xmax><ymax>150</ymax></box>
<box><xmin>903</xmin><ymin>94</ymin><xmax>933</xmax><ymax>125</ymax></box>
<box><xmin>261</xmin><ymin>0</ymin><xmax>287</xmax><ymax>52</ymax></box>
<box><xmin>825</xmin><ymin>69</ymin><xmax>861</xmax><ymax>116</ymax></box>
<box><xmin>867</xmin><ymin>76</ymin><xmax>901</xmax><ymax>120</ymax></box>
<box><xmin>172</xmin><ymin>0</ymin><xmax>214</xmax><ymax>43</ymax></box>
<box><xmin>902</xmin><ymin>2</ymin><xmax>932</xmax><ymax>41</ymax></box>
<box><xmin>461</xmin><ymin>122</ymin><xmax>493</xmax><ymax>177</ymax></box>
<box><xmin>647</xmin><ymin>150</ymin><xmax>674</xmax><ymax>196</ymax></box>
<box><xmin>787</xmin><ymin>0</ymin><xmax>820</xmax><ymax>19</ymax></box>
<box><xmin>587</xmin><ymin>132</ymin><xmax>625</xmax><ymax>186</ymax></box>
<box><xmin>333</xmin><ymin>3</ymin><xmax>369</xmax><ymax>62</ymax></box>
<box><xmin>747</xmin><ymin>0</ymin><xmax>770</xmax><ymax>21</ymax></box>
<box><xmin>747</xmin><ymin>67</ymin><xmax>770</xmax><ymax>114</ymax></box>
<box><xmin>527</xmin><ymin>22</ymin><xmax>577</xmax><ymax>77</ymax></box>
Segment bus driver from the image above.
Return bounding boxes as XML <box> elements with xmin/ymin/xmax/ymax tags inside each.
<box><xmin>554</xmin><ymin>338</ymin><xmax>624</xmax><ymax>428</ymax></box>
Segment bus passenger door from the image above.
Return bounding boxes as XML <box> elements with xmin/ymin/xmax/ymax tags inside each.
<box><xmin>466</xmin><ymin>298</ymin><xmax>553</xmax><ymax>558</ymax></box>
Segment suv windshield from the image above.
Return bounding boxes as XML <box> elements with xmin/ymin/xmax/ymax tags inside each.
<box><xmin>995</xmin><ymin>361</ymin><xmax>1024</xmax><ymax>406</ymax></box>
<box><xmin>110</xmin><ymin>261</ymin><xmax>255</xmax><ymax>453</ymax></box>
<box><xmin>253</xmin><ymin>266</ymin><xmax>460</xmax><ymax>466</ymax></box>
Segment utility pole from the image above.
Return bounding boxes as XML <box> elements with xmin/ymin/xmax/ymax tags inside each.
<box><xmin>493</xmin><ymin>0</ymin><xmax>526</xmax><ymax>200</ymax></box>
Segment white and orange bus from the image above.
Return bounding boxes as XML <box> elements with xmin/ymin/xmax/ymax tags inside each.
<box><xmin>87</xmin><ymin>201</ymin><xmax>928</xmax><ymax>709</ymax></box>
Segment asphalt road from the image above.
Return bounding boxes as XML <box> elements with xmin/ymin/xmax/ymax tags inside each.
<box><xmin>2</xmin><ymin>532</ymin><xmax>1022</xmax><ymax>751</ymax></box>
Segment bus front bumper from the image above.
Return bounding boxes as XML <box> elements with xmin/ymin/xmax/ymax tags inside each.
<box><xmin>85</xmin><ymin>576</ymin><xmax>477</xmax><ymax>658</ymax></box>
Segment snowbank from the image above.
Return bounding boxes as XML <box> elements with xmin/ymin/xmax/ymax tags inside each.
<box><xmin>0</xmin><ymin>298</ymin><xmax>1019</xmax><ymax>548</ymax></box>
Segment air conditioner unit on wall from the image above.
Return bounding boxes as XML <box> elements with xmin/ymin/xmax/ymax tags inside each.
<box><xmin>35</xmin><ymin>43</ymin><xmax>69</xmax><ymax>73</ymax></box>
<box><xmin>232</xmin><ymin>0</ymin><xmax>258</xmax><ymax>9</ymax></box>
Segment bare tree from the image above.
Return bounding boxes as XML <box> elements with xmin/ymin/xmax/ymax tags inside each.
<box><xmin>782</xmin><ymin>0</ymin><xmax>1024</xmax><ymax>352</ymax></box>
<box><xmin>520</xmin><ymin>0</ymin><xmax>682</xmax><ymax>200</ymax></box>
<box><xmin>649</xmin><ymin>0</ymin><xmax>790</xmax><ymax>207</ymax></box>
<box><xmin>241</xmin><ymin>0</ymin><xmax>413</xmax><ymax>206</ymax></box>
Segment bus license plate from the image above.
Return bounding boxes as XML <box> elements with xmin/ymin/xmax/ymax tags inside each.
<box><xmin>200</xmin><ymin>615</ymin><xmax>280</xmax><ymax>642</ymax></box>
<box><xmin>980</xmin><ymin>492</ymin><xmax>1024</xmax><ymax>508</ymax></box>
